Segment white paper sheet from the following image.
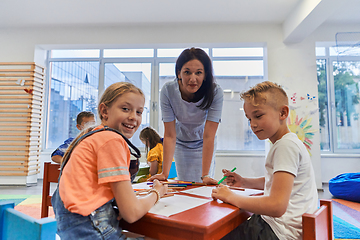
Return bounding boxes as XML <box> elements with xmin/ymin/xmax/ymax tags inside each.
<box><xmin>181</xmin><ymin>186</ymin><xmax>216</xmax><ymax>198</ymax></box>
<box><xmin>148</xmin><ymin>194</ymin><xmax>212</xmax><ymax>217</ymax></box>
<box><xmin>181</xmin><ymin>186</ymin><xmax>264</xmax><ymax>198</ymax></box>
<box><xmin>132</xmin><ymin>182</ymin><xmax>152</xmax><ymax>190</ymax></box>
<box><xmin>232</xmin><ymin>188</ymin><xmax>264</xmax><ymax>196</ymax></box>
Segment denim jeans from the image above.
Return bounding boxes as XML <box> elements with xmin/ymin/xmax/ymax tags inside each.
<box><xmin>52</xmin><ymin>187</ymin><xmax>127</xmax><ymax>240</ymax></box>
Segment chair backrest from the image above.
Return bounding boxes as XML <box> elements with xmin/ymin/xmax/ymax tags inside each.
<box><xmin>0</xmin><ymin>201</ymin><xmax>57</xmax><ymax>240</ymax></box>
<box><xmin>41</xmin><ymin>162</ymin><xmax>60</xmax><ymax>218</ymax></box>
<box><xmin>302</xmin><ymin>199</ymin><xmax>334</xmax><ymax>240</ymax></box>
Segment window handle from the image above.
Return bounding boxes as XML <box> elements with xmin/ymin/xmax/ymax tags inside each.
<box><xmin>152</xmin><ymin>101</ymin><xmax>158</xmax><ymax>111</ymax></box>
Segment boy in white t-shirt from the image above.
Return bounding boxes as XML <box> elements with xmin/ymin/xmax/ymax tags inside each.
<box><xmin>212</xmin><ymin>81</ymin><xmax>318</xmax><ymax>240</ymax></box>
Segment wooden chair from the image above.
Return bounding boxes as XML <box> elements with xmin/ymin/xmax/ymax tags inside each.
<box><xmin>41</xmin><ymin>162</ymin><xmax>61</xmax><ymax>218</ymax></box>
<box><xmin>302</xmin><ymin>199</ymin><xmax>334</xmax><ymax>240</ymax></box>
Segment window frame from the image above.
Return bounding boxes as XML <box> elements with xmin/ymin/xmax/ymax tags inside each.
<box><xmin>317</xmin><ymin>45</ymin><xmax>360</xmax><ymax>154</ymax></box>
<box><xmin>44</xmin><ymin>44</ymin><xmax>268</xmax><ymax>154</ymax></box>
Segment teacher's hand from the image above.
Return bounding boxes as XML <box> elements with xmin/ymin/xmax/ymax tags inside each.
<box><xmin>148</xmin><ymin>173</ymin><xmax>167</xmax><ymax>181</ymax></box>
<box><xmin>202</xmin><ymin>176</ymin><xmax>218</xmax><ymax>185</ymax></box>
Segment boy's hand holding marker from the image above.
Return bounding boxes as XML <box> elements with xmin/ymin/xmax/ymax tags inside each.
<box><xmin>218</xmin><ymin>167</ymin><xmax>236</xmax><ymax>184</ymax></box>
<box><xmin>221</xmin><ymin>168</ymin><xmax>244</xmax><ymax>187</ymax></box>
<box><xmin>212</xmin><ymin>167</ymin><xmax>243</xmax><ymax>202</ymax></box>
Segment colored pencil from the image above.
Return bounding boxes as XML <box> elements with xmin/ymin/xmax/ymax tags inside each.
<box><xmin>229</xmin><ymin>186</ymin><xmax>245</xmax><ymax>191</ymax></box>
<box><xmin>161</xmin><ymin>193</ymin><xmax>175</xmax><ymax>198</ymax></box>
<box><xmin>167</xmin><ymin>187</ymin><xmax>186</xmax><ymax>190</ymax></box>
<box><xmin>147</xmin><ymin>181</ymin><xmax>206</xmax><ymax>186</ymax></box>
<box><xmin>147</xmin><ymin>182</ymin><xmax>188</xmax><ymax>187</ymax></box>
<box><xmin>178</xmin><ymin>181</ymin><xmax>207</xmax><ymax>186</ymax></box>
<box><xmin>133</xmin><ymin>189</ymin><xmax>148</xmax><ymax>192</ymax></box>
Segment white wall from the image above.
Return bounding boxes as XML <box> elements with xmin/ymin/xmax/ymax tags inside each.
<box><xmin>1</xmin><ymin>22</ymin><xmax>359</xmax><ymax>186</ymax></box>
<box><xmin>214</xmin><ymin>154</ymin><xmax>265</xmax><ymax>180</ymax></box>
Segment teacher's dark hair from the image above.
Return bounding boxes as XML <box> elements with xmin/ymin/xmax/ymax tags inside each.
<box><xmin>175</xmin><ymin>47</ymin><xmax>216</xmax><ymax>110</ymax></box>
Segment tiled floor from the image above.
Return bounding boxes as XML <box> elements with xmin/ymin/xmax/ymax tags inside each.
<box><xmin>0</xmin><ymin>179</ymin><xmax>57</xmax><ymax>195</ymax></box>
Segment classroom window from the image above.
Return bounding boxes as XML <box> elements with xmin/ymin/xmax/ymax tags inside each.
<box><xmin>317</xmin><ymin>45</ymin><xmax>360</xmax><ymax>153</ymax></box>
<box><xmin>45</xmin><ymin>46</ymin><xmax>267</xmax><ymax>152</ymax></box>
<box><xmin>51</xmin><ymin>49</ymin><xmax>100</xmax><ymax>58</ymax></box>
<box><xmin>212</xmin><ymin>47</ymin><xmax>263</xmax><ymax>57</ymax></box>
<box><xmin>46</xmin><ymin>61</ymin><xmax>99</xmax><ymax>149</ymax></box>
<box><xmin>333</xmin><ymin>60</ymin><xmax>360</xmax><ymax>150</ymax></box>
<box><xmin>103</xmin><ymin>49</ymin><xmax>154</xmax><ymax>58</ymax></box>
<box><xmin>317</xmin><ymin>59</ymin><xmax>330</xmax><ymax>151</ymax></box>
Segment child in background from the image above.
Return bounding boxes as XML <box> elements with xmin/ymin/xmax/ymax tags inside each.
<box><xmin>212</xmin><ymin>81</ymin><xmax>318</xmax><ymax>240</ymax></box>
<box><xmin>138</xmin><ymin>127</ymin><xmax>164</xmax><ymax>182</ymax></box>
<box><xmin>51</xmin><ymin>82</ymin><xmax>168</xmax><ymax>240</ymax></box>
<box><xmin>51</xmin><ymin>111</ymin><xmax>95</xmax><ymax>164</ymax></box>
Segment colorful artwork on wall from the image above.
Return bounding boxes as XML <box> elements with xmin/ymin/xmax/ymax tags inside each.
<box><xmin>287</xmin><ymin>109</ymin><xmax>317</xmax><ymax>155</ymax></box>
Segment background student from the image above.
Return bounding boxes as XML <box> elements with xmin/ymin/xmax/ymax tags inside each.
<box><xmin>51</xmin><ymin>111</ymin><xmax>95</xmax><ymax>164</ymax></box>
<box><xmin>150</xmin><ymin>47</ymin><xmax>223</xmax><ymax>184</ymax></box>
<box><xmin>138</xmin><ymin>127</ymin><xmax>165</xmax><ymax>182</ymax></box>
<box><xmin>51</xmin><ymin>82</ymin><xmax>168</xmax><ymax>240</ymax></box>
<box><xmin>212</xmin><ymin>81</ymin><xmax>318</xmax><ymax>240</ymax></box>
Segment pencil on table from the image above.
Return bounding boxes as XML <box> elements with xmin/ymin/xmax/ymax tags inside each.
<box><xmin>133</xmin><ymin>189</ymin><xmax>149</xmax><ymax>193</ymax></box>
<box><xmin>167</xmin><ymin>186</ymin><xmax>186</xmax><ymax>190</ymax></box>
<box><xmin>167</xmin><ymin>189</ymin><xmax>179</xmax><ymax>192</ymax></box>
<box><xmin>229</xmin><ymin>186</ymin><xmax>245</xmax><ymax>191</ymax></box>
<box><xmin>178</xmin><ymin>181</ymin><xmax>206</xmax><ymax>186</ymax></box>
<box><xmin>136</xmin><ymin>191</ymin><xmax>150</xmax><ymax>196</ymax></box>
<box><xmin>148</xmin><ymin>181</ymin><xmax>206</xmax><ymax>186</ymax></box>
<box><xmin>191</xmin><ymin>182</ymin><xmax>207</xmax><ymax>186</ymax></box>
<box><xmin>161</xmin><ymin>193</ymin><xmax>175</xmax><ymax>198</ymax></box>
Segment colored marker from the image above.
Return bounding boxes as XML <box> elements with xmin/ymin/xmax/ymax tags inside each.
<box><xmin>147</xmin><ymin>182</ymin><xmax>188</xmax><ymax>187</ymax></box>
<box><xmin>178</xmin><ymin>181</ymin><xmax>206</xmax><ymax>186</ymax></box>
<box><xmin>218</xmin><ymin>167</ymin><xmax>237</xmax><ymax>184</ymax></box>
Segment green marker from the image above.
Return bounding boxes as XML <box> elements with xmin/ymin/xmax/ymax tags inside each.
<box><xmin>218</xmin><ymin>167</ymin><xmax>237</xmax><ymax>184</ymax></box>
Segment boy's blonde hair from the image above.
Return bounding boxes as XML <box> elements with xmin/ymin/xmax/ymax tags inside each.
<box><xmin>240</xmin><ymin>81</ymin><xmax>288</xmax><ymax>110</ymax></box>
<box><xmin>98</xmin><ymin>82</ymin><xmax>144</xmax><ymax>120</ymax></box>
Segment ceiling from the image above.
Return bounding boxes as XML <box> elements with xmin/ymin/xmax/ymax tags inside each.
<box><xmin>0</xmin><ymin>0</ymin><xmax>359</xmax><ymax>43</ymax></box>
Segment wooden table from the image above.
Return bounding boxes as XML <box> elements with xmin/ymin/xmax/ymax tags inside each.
<box><xmin>121</xmin><ymin>188</ymin><xmax>252</xmax><ymax>240</ymax></box>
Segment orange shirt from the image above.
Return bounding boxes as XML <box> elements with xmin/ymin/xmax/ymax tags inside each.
<box><xmin>59</xmin><ymin>126</ymin><xmax>131</xmax><ymax>216</ymax></box>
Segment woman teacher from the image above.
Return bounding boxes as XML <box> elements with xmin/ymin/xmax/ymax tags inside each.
<box><xmin>150</xmin><ymin>47</ymin><xmax>223</xmax><ymax>184</ymax></box>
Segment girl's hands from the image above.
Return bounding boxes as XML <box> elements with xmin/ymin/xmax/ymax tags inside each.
<box><xmin>211</xmin><ymin>184</ymin><xmax>234</xmax><ymax>203</ymax></box>
<box><xmin>152</xmin><ymin>179</ymin><xmax>168</xmax><ymax>197</ymax></box>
